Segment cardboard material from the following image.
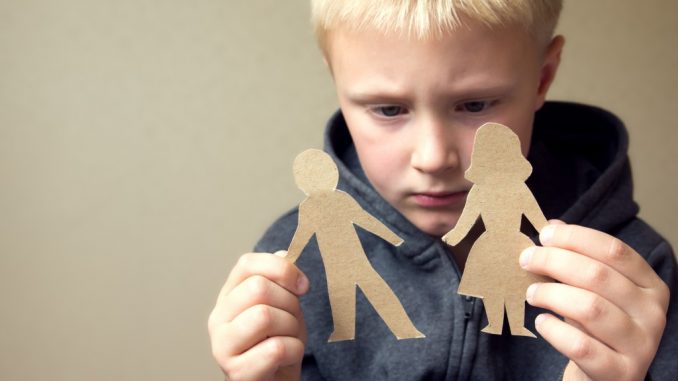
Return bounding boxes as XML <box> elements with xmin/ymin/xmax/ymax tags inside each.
<box><xmin>286</xmin><ymin>149</ymin><xmax>425</xmax><ymax>342</ymax></box>
<box><xmin>442</xmin><ymin>123</ymin><xmax>549</xmax><ymax>338</ymax></box>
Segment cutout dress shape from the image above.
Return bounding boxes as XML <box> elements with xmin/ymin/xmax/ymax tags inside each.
<box><xmin>286</xmin><ymin>149</ymin><xmax>424</xmax><ymax>342</ymax></box>
<box><xmin>442</xmin><ymin>123</ymin><xmax>549</xmax><ymax>338</ymax></box>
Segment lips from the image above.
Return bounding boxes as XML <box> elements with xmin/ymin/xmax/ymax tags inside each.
<box><xmin>412</xmin><ymin>190</ymin><xmax>469</xmax><ymax>207</ymax></box>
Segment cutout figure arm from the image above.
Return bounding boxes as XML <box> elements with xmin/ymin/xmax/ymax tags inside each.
<box><xmin>347</xmin><ymin>195</ymin><xmax>403</xmax><ymax>247</ymax></box>
<box><xmin>442</xmin><ymin>187</ymin><xmax>480</xmax><ymax>246</ymax></box>
<box><xmin>286</xmin><ymin>202</ymin><xmax>315</xmax><ymax>263</ymax></box>
<box><xmin>520</xmin><ymin>184</ymin><xmax>548</xmax><ymax>233</ymax></box>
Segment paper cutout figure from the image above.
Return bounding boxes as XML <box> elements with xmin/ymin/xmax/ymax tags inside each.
<box><xmin>286</xmin><ymin>149</ymin><xmax>425</xmax><ymax>342</ymax></box>
<box><xmin>442</xmin><ymin>123</ymin><xmax>549</xmax><ymax>338</ymax></box>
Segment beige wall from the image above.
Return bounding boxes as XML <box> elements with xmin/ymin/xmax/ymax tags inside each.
<box><xmin>0</xmin><ymin>1</ymin><xmax>675</xmax><ymax>380</ymax></box>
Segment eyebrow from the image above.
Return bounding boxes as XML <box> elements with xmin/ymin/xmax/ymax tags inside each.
<box><xmin>345</xmin><ymin>91</ymin><xmax>410</xmax><ymax>104</ymax></box>
<box><xmin>344</xmin><ymin>82</ymin><xmax>517</xmax><ymax>105</ymax></box>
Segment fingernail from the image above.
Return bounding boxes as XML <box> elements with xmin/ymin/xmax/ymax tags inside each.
<box><xmin>297</xmin><ymin>273</ymin><xmax>309</xmax><ymax>293</ymax></box>
<box><xmin>535</xmin><ymin>313</ymin><xmax>545</xmax><ymax>329</ymax></box>
<box><xmin>540</xmin><ymin>225</ymin><xmax>556</xmax><ymax>245</ymax></box>
<box><xmin>526</xmin><ymin>283</ymin><xmax>538</xmax><ymax>303</ymax></box>
<box><xmin>520</xmin><ymin>247</ymin><xmax>534</xmax><ymax>268</ymax></box>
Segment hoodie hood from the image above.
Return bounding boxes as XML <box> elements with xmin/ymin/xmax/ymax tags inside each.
<box><xmin>528</xmin><ymin>101</ymin><xmax>638</xmax><ymax>232</ymax></box>
<box><xmin>325</xmin><ymin>101</ymin><xmax>638</xmax><ymax>242</ymax></box>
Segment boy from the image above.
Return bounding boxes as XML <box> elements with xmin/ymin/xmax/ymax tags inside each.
<box><xmin>208</xmin><ymin>1</ymin><xmax>676</xmax><ymax>380</ymax></box>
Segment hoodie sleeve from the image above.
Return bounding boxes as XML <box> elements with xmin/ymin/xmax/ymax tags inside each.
<box><xmin>645</xmin><ymin>240</ymin><xmax>678</xmax><ymax>380</ymax></box>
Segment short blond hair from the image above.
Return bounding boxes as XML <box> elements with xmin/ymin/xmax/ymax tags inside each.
<box><xmin>311</xmin><ymin>0</ymin><xmax>562</xmax><ymax>54</ymax></box>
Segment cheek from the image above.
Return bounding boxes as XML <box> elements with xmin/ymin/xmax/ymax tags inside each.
<box><xmin>510</xmin><ymin>116</ymin><xmax>535</xmax><ymax>155</ymax></box>
<box><xmin>352</xmin><ymin>134</ymin><xmax>401</xmax><ymax>180</ymax></box>
<box><xmin>352</xmin><ymin>142</ymin><xmax>403</xmax><ymax>200</ymax></box>
<box><xmin>361</xmin><ymin>153</ymin><xmax>393</xmax><ymax>181</ymax></box>
<box><xmin>456</xmin><ymin>129</ymin><xmax>477</xmax><ymax>171</ymax></box>
<box><xmin>489</xmin><ymin>112</ymin><xmax>535</xmax><ymax>156</ymax></box>
<box><xmin>344</xmin><ymin>119</ymin><xmax>408</xmax><ymax>194</ymax></box>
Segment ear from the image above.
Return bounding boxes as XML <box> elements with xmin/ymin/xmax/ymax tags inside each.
<box><xmin>535</xmin><ymin>35</ymin><xmax>565</xmax><ymax>110</ymax></box>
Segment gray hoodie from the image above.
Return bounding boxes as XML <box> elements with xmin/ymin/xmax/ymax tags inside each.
<box><xmin>254</xmin><ymin>102</ymin><xmax>677</xmax><ymax>380</ymax></box>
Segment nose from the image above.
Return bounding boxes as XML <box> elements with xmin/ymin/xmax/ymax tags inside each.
<box><xmin>410</xmin><ymin>116</ymin><xmax>459</xmax><ymax>174</ymax></box>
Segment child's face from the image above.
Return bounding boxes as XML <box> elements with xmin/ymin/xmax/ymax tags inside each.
<box><xmin>326</xmin><ymin>21</ymin><xmax>561</xmax><ymax>237</ymax></box>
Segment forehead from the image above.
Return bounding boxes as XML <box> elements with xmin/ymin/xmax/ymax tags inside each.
<box><xmin>328</xmin><ymin>18</ymin><xmax>539</xmax><ymax>64</ymax></box>
<box><xmin>326</xmin><ymin>22</ymin><xmax>541</xmax><ymax>96</ymax></box>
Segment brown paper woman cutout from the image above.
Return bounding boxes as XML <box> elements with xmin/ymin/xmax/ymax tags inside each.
<box><xmin>285</xmin><ymin>149</ymin><xmax>424</xmax><ymax>342</ymax></box>
<box><xmin>442</xmin><ymin>123</ymin><xmax>549</xmax><ymax>338</ymax></box>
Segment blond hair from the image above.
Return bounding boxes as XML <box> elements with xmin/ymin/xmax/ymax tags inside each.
<box><xmin>311</xmin><ymin>0</ymin><xmax>562</xmax><ymax>54</ymax></box>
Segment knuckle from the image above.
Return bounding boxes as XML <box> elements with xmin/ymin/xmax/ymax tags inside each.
<box><xmin>580</xmin><ymin>294</ymin><xmax>605</xmax><ymax>321</ymax></box>
<box><xmin>617</xmin><ymin>357</ymin><xmax>634</xmax><ymax>381</ymax></box>
<box><xmin>648</xmin><ymin>305</ymin><xmax>667</xmax><ymax>333</ymax></box>
<box><xmin>570</xmin><ymin>335</ymin><xmax>593</xmax><ymax>360</ymax></box>
<box><xmin>267</xmin><ymin>337</ymin><xmax>287</xmax><ymax>363</ymax></box>
<box><xmin>584</xmin><ymin>263</ymin><xmax>609</xmax><ymax>285</ymax></box>
<box><xmin>220</xmin><ymin>355</ymin><xmax>256</xmax><ymax>381</ymax></box>
<box><xmin>657</xmin><ymin>281</ymin><xmax>671</xmax><ymax>309</ymax></box>
<box><xmin>211</xmin><ymin>338</ymin><xmax>229</xmax><ymax>364</ymax></box>
<box><xmin>209</xmin><ymin>324</ymin><xmax>234</xmax><ymax>362</ymax></box>
<box><xmin>246</xmin><ymin>275</ymin><xmax>271</xmax><ymax>301</ymax></box>
<box><xmin>624</xmin><ymin>353</ymin><xmax>649</xmax><ymax>381</ymax></box>
<box><xmin>251</xmin><ymin>304</ymin><xmax>274</xmax><ymax>329</ymax></box>
<box><xmin>221</xmin><ymin>360</ymin><xmax>241</xmax><ymax>380</ymax></box>
<box><xmin>288</xmin><ymin>338</ymin><xmax>305</xmax><ymax>361</ymax></box>
<box><xmin>606</xmin><ymin>237</ymin><xmax>627</xmax><ymax>262</ymax></box>
<box><xmin>657</xmin><ymin>310</ymin><xmax>668</xmax><ymax>331</ymax></box>
<box><xmin>236</xmin><ymin>252</ymin><xmax>256</xmax><ymax>269</ymax></box>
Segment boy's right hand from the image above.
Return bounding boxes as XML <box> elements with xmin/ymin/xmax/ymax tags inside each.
<box><xmin>208</xmin><ymin>251</ymin><xmax>310</xmax><ymax>381</ymax></box>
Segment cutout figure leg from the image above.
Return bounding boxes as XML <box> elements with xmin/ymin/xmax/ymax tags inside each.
<box><xmin>358</xmin><ymin>268</ymin><xmax>424</xmax><ymax>340</ymax></box>
<box><xmin>326</xmin><ymin>273</ymin><xmax>357</xmax><ymax>342</ymax></box>
<box><xmin>480</xmin><ymin>297</ymin><xmax>504</xmax><ymax>334</ymax></box>
<box><xmin>505</xmin><ymin>295</ymin><xmax>536</xmax><ymax>338</ymax></box>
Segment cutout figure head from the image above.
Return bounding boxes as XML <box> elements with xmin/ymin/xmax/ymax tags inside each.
<box><xmin>465</xmin><ymin>123</ymin><xmax>532</xmax><ymax>184</ymax></box>
<box><xmin>293</xmin><ymin>149</ymin><xmax>339</xmax><ymax>195</ymax></box>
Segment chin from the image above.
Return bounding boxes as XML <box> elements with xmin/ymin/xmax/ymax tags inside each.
<box><xmin>416</xmin><ymin>220</ymin><xmax>457</xmax><ymax>238</ymax></box>
<box><xmin>404</xmin><ymin>209</ymin><xmax>460</xmax><ymax>237</ymax></box>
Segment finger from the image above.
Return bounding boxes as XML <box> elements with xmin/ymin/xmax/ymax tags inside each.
<box><xmin>539</xmin><ymin>224</ymin><xmax>660</xmax><ymax>289</ymax></box>
<box><xmin>521</xmin><ymin>245</ymin><xmax>644</xmax><ymax>315</ymax></box>
<box><xmin>214</xmin><ymin>275</ymin><xmax>303</xmax><ymax>324</ymax></box>
<box><xmin>527</xmin><ymin>282</ymin><xmax>640</xmax><ymax>354</ymax></box>
<box><xmin>535</xmin><ymin>313</ymin><xmax>627</xmax><ymax>381</ymax></box>
<box><xmin>217</xmin><ymin>304</ymin><xmax>303</xmax><ymax>356</ymax></box>
<box><xmin>222</xmin><ymin>252</ymin><xmax>309</xmax><ymax>297</ymax></box>
<box><xmin>224</xmin><ymin>336</ymin><xmax>305</xmax><ymax>381</ymax></box>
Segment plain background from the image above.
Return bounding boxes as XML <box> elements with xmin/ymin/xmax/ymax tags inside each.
<box><xmin>1</xmin><ymin>1</ymin><xmax>676</xmax><ymax>380</ymax></box>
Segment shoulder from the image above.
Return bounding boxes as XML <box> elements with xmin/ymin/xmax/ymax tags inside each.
<box><xmin>253</xmin><ymin>207</ymin><xmax>300</xmax><ymax>253</ymax></box>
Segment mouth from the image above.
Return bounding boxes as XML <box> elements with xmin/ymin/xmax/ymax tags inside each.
<box><xmin>411</xmin><ymin>190</ymin><xmax>469</xmax><ymax>208</ymax></box>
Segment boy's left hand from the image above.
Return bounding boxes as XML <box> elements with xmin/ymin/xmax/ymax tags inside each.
<box><xmin>520</xmin><ymin>222</ymin><xmax>670</xmax><ymax>381</ymax></box>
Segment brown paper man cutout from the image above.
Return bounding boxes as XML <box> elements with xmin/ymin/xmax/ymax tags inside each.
<box><xmin>442</xmin><ymin>123</ymin><xmax>549</xmax><ymax>338</ymax></box>
<box><xmin>285</xmin><ymin>149</ymin><xmax>425</xmax><ymax>342</ymax></box>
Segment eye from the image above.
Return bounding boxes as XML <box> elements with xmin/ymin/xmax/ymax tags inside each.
<box><xmin>373</xmin><ymin>105</ymin><xmax>407</xmax><ymax>117</ymax></box>
<box><xmin>458</xmin><ymin>101</ymin><xmax>490</xmax><ymax>113</ymax></box>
